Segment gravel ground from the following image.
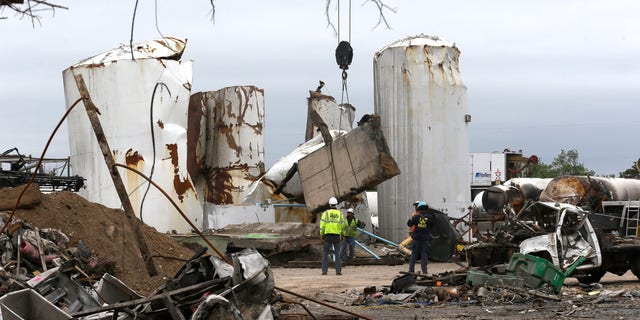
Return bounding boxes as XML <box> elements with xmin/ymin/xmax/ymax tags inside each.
<box><xmin>272</xmin><ymin>262</ymin><xmax>640</xmax><ymax>319</ymax></box>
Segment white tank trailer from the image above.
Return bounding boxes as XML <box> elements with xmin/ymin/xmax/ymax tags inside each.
<box><xmin>374</xmin><ymin>35</ymin><xmax>470</xmax><ymax>243</ymax></box>
<box><xmin>540</xmin><ymin>176</ymin><xmax>640</xmax><ymax>211</ymax></box>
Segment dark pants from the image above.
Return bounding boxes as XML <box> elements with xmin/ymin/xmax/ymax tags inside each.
<box><xmin>322</xmin><ymin>234</ymin><xmax>342</xmax><ymax>274</ymax></box>
<box><xmin>340</xmin><ymin>236</ymin><xmax>356</xmax><ymax>259</ymax></box>
<box><xmin>408</xmin><ymin>239</ymin><xmax>430</xmax><ymax>273</ymax></box>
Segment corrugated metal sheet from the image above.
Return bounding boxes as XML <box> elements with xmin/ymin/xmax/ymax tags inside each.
<box><xmin>373</xmin><ymin>34</ymin><xmax>470</xmax><ymax>243</ymax></box>
<box><xmin>63</xmin><ymin>38</ymin><xmax>201</xmax><ymax>233</ymax></box>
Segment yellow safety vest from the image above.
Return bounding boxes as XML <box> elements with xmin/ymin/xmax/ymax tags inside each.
<box><xmin>342</xmin><ymin>218</ymin><xmax>359</xmax><ymax>237</ymax></box>
<box><xmin>320</xmin><ymin>208</ymin><xmax>344</xmax><ymax>235</ymax></box>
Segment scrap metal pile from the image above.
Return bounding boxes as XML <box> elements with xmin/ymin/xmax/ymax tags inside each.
<box><xmin>466</xmin><ymin>176</ymin><xmax>640</xmax><ymax>284</ymax></box>
<box><xmin>0</xmin><ymin>184</ymin><xmax>287</xmax><ymax>319</ymax></box>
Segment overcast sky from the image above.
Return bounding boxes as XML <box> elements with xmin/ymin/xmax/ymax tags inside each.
<box><xmin>2</xmin><ymin>0</ymin><xmax>639</xmax><ymax>176</ymax></box>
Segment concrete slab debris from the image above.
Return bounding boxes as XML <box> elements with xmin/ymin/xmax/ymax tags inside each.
<box><xmin>298</xmin><ymin>114</ymin><xmax>400</xmax><ymax>213</ymax></box>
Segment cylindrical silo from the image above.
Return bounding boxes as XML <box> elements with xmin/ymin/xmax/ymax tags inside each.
<box><xmin>202</xmin><ymin>86</ymin><xmax>265</xmax><ymax>204</ymax></box>
<box><xmin>374</xmin><ymin>35</ymin><xmax>470</xmax><ymax>243</ymax></box>
<box><xmin>63</xmin><ymin>38</ymin><xmax>201</xmax><ymax>233</ymax></box>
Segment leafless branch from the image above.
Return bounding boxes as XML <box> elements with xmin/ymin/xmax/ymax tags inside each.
<box><xmin>0</xmin><ymin>0</ymin><xmax>68</xmax><ymax>26</ymax></box>
<box><xmin>325</xmin><ymin>0</ymin><xmax>337</xmax><ymax>36</ymax></box>
<box><xmin>208</xmin><ymin>0</ymin><xmax>215</xmax><ymax>23</ymax></box>
<box><xmin>363</xmin><ymin>0</ymin><xmax>396</xmax><ymax>30</ymax></box>
<box><xmin>324</xmin><ymin>0</ymin><xmax>396</xmax><ymax>35</ymax></box>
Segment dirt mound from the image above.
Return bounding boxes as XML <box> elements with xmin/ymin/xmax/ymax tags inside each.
<box><xmin>0</xmin><ymin>184</ymin><xmax>196</xmax><ymax>295</ymax></box>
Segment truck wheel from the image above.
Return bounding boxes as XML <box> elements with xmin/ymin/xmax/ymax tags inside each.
<box><xmin>632</xmin><ymin>257</ymin><xmax>640</xmax><ymax>280</ymax></box>
<box><xmin>576</xmin><ymin>270</ymin><xmax>606</xmax><ymax>284</ymax></box>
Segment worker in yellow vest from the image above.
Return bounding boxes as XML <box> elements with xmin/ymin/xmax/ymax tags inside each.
<box><xmin>340</xmin><ymin>208</ymin><xmax>364</xmax><ymax>260</ymax></box>
<box><xmin>320</xmin><ymin>197</ymin><xmax>345</xmax><ymax>275</ymax></box>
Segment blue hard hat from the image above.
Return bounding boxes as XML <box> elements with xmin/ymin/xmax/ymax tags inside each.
<box><xmin>417</xmin><ymin>201</ymin><xmax>428</xmax><ymax>209</ymax></box>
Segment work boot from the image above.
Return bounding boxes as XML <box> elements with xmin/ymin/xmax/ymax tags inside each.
<box><xmin>336</xmin><ymin>273</ymin><xmax>342</xmax><ymax>275</ymax></box>
<box><xmin>322</xmin><ymin>272</ymin><xmax>327</xmax><ymax>275</ymax></box>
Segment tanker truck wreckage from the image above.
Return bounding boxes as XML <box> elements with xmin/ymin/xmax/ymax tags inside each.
<box><xmin>466</xmin><ymin>176</ymin><xmax>640</xmax><ymax>286</ymax></box>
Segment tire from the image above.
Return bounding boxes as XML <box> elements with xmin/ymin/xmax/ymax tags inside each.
<box><xmin>576</xmin><ymin>269</ymin><xmax>606</xmax><ymax>284</ymax></box>
<box><xmin>632</xmin><ymin>256</ymin><xmax>640</xmax><ymax>281</ymax></box>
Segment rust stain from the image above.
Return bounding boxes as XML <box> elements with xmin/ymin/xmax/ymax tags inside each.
<box><xmin>187</xmin><ymin>93</ymin><xmax>207</xmax><ymax>178</ymax></box>
<box><xmin>205</xmin><ymin>167</ymin><xmax>235</xmax><ymax>204</ymax></box>
<box><xmin>157</xmin><ymin>120</ymin><xmax>164</xmax><ymax>129</ymax></box>
<box><xmin>166</xmin><ymin>143</ymin><xmax>195</xmax><ymax>202</ymax></box>
<box><xmin>125</xmin><ymin>149</ymin><xmax>144</xmax><ymax>167</ymax></box>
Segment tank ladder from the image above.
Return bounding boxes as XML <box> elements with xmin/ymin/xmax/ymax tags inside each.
<box><xmin>624</xmin><ymin>200</ymin><xmax>640</xmax><ymax>237</ymax></box>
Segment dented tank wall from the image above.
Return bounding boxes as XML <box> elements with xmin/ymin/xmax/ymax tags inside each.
<box><xmin>539</xmin><ymin>176</ymin><xmax>640</xmax><ymax>210</ymax></box>
<box><xmin>63</xmin><ymin>38</ymin><xmax>202</xmax><ymax>233</ymax></box>
<box><xmin>198</xmin><ymin>86</ymin><xmax>265</xmax><ymax>205</ymax></box>
<box><xmin>374</xmin><ymin>35</ymin><xmax>470</xmax><ymax>243</ymax></box>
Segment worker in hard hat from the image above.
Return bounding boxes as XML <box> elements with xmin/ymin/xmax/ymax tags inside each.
<box><xmin>340</xmin><ymin>208</ymin><xmax>364</xmax><ymax>260</ymax></box>
<box><xmin>320</xmin><ymin>197</ymin><xmax>345</xmax><ymax>275</ymax></box>
<box><xmin>406</xmin><ymin>201</ymin><xmax>435</xmax><ymax>274</ymax></box>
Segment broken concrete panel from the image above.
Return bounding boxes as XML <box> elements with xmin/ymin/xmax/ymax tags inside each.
<box><xmin>298</xmin><ymin>115</ymin><xmax>400</xmax><ymax>213</ymax></box>
<box><xmin>244</xmin><ymin>131</ymin><xmax>346</xmax><ymax>204</ymax></box>
<box><xmin>63</xmin><ymin>37</ymin><xmax>201</xmax><ymax>233</ymax></box>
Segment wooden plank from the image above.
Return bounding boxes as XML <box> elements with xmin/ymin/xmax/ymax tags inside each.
<box><xmin>298</xmin><ymin>114</ymin><xmax>400</xmax><ymax>213</ymax></box>
<box><xmin>72</xmin><ymin>73</ymin><xmax>158</xmax><ymax>277</ymax></box>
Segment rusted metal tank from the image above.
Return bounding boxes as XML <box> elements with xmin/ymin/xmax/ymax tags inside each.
<box><xmin>539</xmin><ymin>176</ymin><xmax>640</xmax><ymax>211</ymax></box>
<box><xmin>482</xmin><ymin>178</ymin><xmax>552</xmax><ymax>214</ymax></box>
<box><xmin>63</xmin><ymin>37</ymin><xmax>201</xmax><ymax>233</ymax></box>
<box><xmin>374</xmin><ymin>34</ymin><xmax>469</xmax><ymax>243</ymax></box>
<box><xmin>305</xmin><ymin>91</ymin><xmax>355</xmax><ymax>141</ymax></box>
<box><xmin>190</xmin><ymin>86</ymin><xmax>265</xmax><ymax>205</ymax></box>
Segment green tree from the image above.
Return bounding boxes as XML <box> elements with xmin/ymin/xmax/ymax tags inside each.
<box><xmin>529</xmin><ymin>162</ymin><xmax>554</xmax><ymax>178</ymax></box>
<box><xmin>530</xmin><ymin>149</ymin><xmax>595</xmax><ymax>178</ymax></box>
<box><xmin>619</xmin><ymin>159</ymin><xmax>640</xmax><ymax>179</ymax></box>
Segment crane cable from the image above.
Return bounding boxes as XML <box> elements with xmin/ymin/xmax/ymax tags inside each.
<box><xmin>335</xmin><ymin>0</ymin><xmax>353</xmax><ymax>106</ymax></box>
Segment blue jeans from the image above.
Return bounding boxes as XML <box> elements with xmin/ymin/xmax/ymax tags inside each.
<box><xmin>322</xmin><ymin>234</ymin><xmax>342</xmax><ymax>274</ymax></box>
<box><xmin>408</xmin><ymin>239</ymin><xmax>430</xmax><ymax>273</ymax></box>
<box><xmin>340</xmin><ymin>236</ymin><xmax>356</xmax><ymax>259</ymax></box>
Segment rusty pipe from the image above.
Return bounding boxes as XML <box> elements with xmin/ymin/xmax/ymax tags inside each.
<box><xmin>397</xmin><ymin>236</ymin><xmax>412</xmax><ymax>255</ymax></box>
<box><xmin>275</xmin><ymin>286</ymin><xmax>372</xmax><ymax>320</ymax></box>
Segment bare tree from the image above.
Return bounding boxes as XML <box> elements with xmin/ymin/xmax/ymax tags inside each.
<box><xmin>325</xmin><ymin>0</ymin><xmax>396</xmax><ymax>36</ymax></box>
<box><xmin>0</xmin><ymin>0</ymin><xmax>68</xmax><ymax>26</ymax></box>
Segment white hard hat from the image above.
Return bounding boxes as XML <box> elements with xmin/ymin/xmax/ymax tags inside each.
<box><xmin>347</xmin><ymin>208</ymin><xmax>354</xmax><ymax>213</ymax></box>
<box><xmin>329</xmin><ymin>197</ymin><xmax>338</xmax><ymax>205</ymax></box>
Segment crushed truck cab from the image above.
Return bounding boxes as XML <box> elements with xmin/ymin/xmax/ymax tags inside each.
<box><xmin>518</xmin><ymin>201</ymin><xmax>640</xmax><ymax>283</ymax></box>
<box><xmin>519</xmin><ymin>202</ymin><xmax>601</xmax><ymax>273</ymax></box>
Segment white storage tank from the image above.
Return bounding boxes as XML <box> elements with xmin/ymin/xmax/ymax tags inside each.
<box><xmin>373</xmin><ymin>34</ymin><xmax>470</xmax><ymax>243</ymax></box>
<box><xmin>63</xmin><ymin>38</ymin><xmax>202</xmax><ymax>233</ymax></box>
